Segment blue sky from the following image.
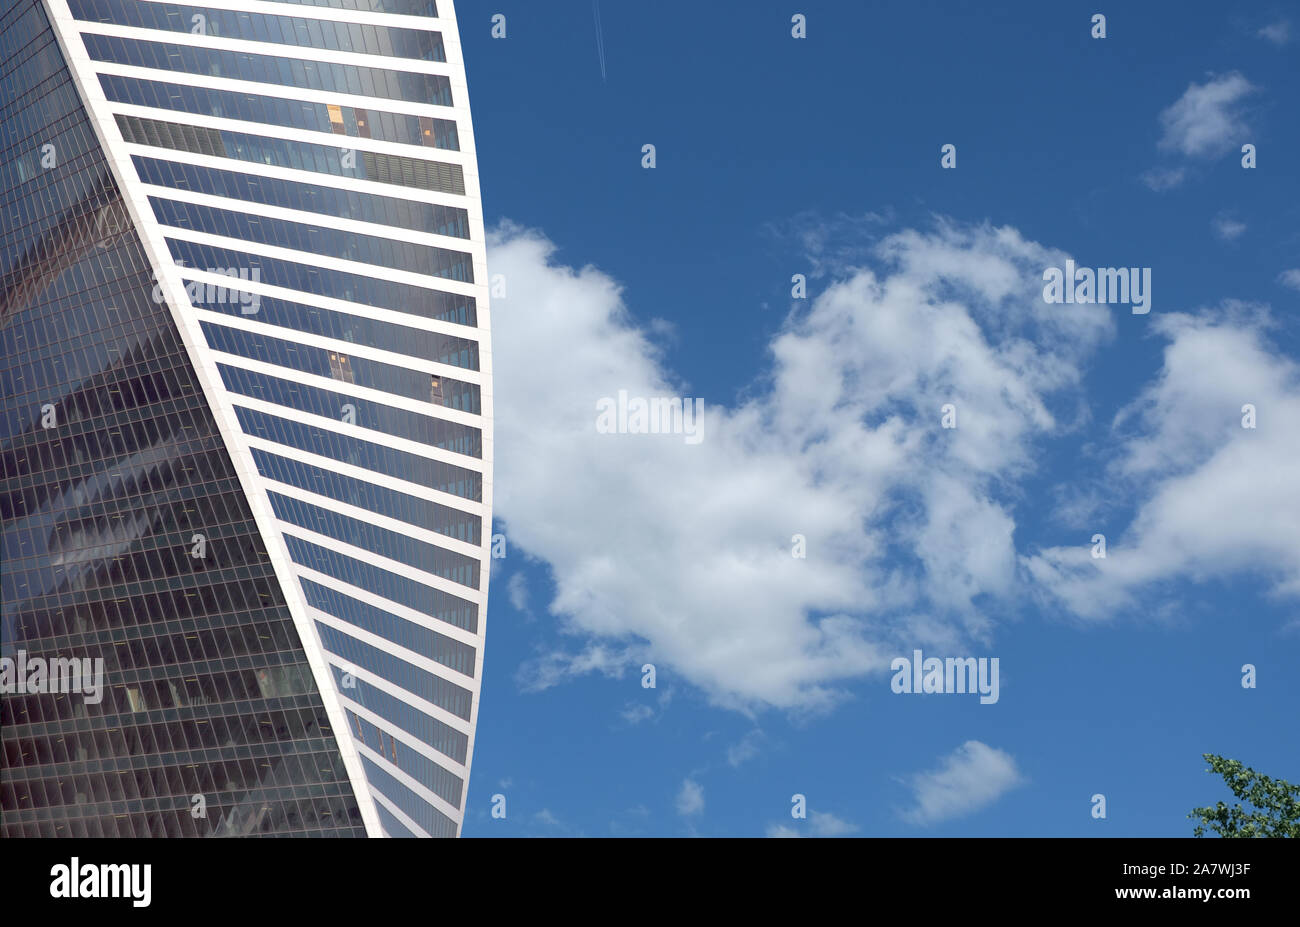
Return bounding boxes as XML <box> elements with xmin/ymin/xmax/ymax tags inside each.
<box><xmin>456</xmin><ymin>1</ymin><xmax>1299</xmax><ymax>836</ymax></box>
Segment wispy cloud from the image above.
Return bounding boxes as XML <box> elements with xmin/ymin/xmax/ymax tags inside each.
<box><xmin>619</xmin><ymin>702</ymin><xmax>654</xmax><ymax>725</ymax></box>
<box><xmin>901</xmin><ymin>741</ymin><xmax>1023</xmax><ymax>825</ymax></box>
<box><xmin>1156</xmin><ymin>73</ymin><xmax>1256</xmax><ymax>159</ymax></box>
<box><xmin>507</xmin><ymin>572</ymin><xmax>530</xmax><ymax>612</ymax></box>
<box><xmin>1140</xmin><ymin>166</ymin><xmax>1187</xmax><ymax>192</ymax></box>
<box><xmin>726</xmin><ymin>729</ymin><xmax>765</xmax><ymax>767</ymax></box>
<box><xmin>808</xmin><ymin>810</ymin><xmax>858</xmax><ymax>835</ymax></box>
<box><xmin>515</xmin><ymin>643</ymin><xmax>632</xmax><ymax>693</ymax></box>
<box><xmin>1212</xmin><ymin>214</ymin><xmax>1247</xmax><ymax>241</ymax></box>
<box><xmin>1138</xmin><ymin>165</ymin><xmax>1190</xmax><ymax>191</ymax></box>
<box><xmin>676</xmin><ymin>778</ymin><xmax>705</xmax><ymax>816</ymax></box>
<box><xmin>532</xmin><ymin>808</ymin><xmax>571</xmax><ymax>833</ymax></box>
<box><xmin>764</xmin><ymin>809</ymin><xmax>858</xmax><ymax>837</ymax></box>
<box><xmin>1278</xmin><ymin>269</ymin><xmax>1300</xmax><ymax>291</ymax></box>
<box><xmin>1257</xmin><ymin>20</ymin><xmax>1291</xmax><ymax>45</ymax></box>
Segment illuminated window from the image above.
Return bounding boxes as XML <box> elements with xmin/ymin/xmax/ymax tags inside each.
<box><xmin>328</xmin><ymin>351</ymin><xmax>355</xmax><ymax>383</ymax></box>
<box><xmin>326</xmin><ymin>104</ymin><xmax>345</xmax><ymax>134</ymax></box>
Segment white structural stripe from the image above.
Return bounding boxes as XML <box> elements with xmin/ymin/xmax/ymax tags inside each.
<box><xmin>339</xmin><ymin>694</ymin><xmax>470</xmax><ymax>778</ymax></box>
<box><xmin>284</xmin><ymin>520</ymin><xmax>483</xmax><ymax>600</ymax></box>
<box><xmin>355</xmin><ymin>741</ymin><xmax>463</xmax><ymax>822</ymax></box>
<box><xmin>266</xmin><ymin>479</ymin><xmax>482</xmax><ymax>560</ymax></box>
<box><xmin>327</xmin><ymin>655</ymin><xmax>472</xmax><ymax>736</ymax></box>
<box><xmin>279</xmin><ymin>521</ymin><xmax>481</xmax><ymax>608</ymax></box>
<box><xmin>197</xmin><ymin>312</ymin><xmax>488</xmax><ymax>393</ymax></box>
<box><xmin>91</xmin><ymin>59</ymin><xmax>469</xmax><ymax>124</ymax></box>
<box><xmin>44</xmin><ymin>0</ymin><xmax>492</xmax><ymax>837</ymax></box>
<box><xmin>437</xmin><ymin>0</ymin><xmax>494</xmax><ymax>832</ymax></box>
<box><xmin>309</xmin><ymin>607</ymin><xmax>475</xmax><ymax>689</ymax></box>
<box><xmin>89</xmin><ymin>58</ymin><xmax>473</xmax><ymax>135</ymax></box>
<box><xmin>73</xmin><ymin>20</ymin><xmax>457</xmax><ymax>76</ymax></box>
<box><xmin>243</xmin><ymin>434</ymin><xmax>486</xmax><ymax>516</ymax></box>
<box><xmin>156</xmin><ymin>226</ymin><xmax>480</xmax><ymax>298</ymax></box>
<box><xmin>227</xmin><ymin>392</ymin><xmax>484</xmax><ymax>474</ymax></box>
<box><xmin>109</xmin><ymin>100</ymin><xmax>476</xmax><ymax>170</ymax></box>
<box><xmin>112</xmin><ymin>0</ymin><xmax>451</xmax><ymax>29</ymax></box>
<box><xmin>179</xmin><ymin>265</ymin><xmax>482</xmax><ymax>343</ymax></box>
<box><xmin>369</xmin><ymin>786</ymin><xmax>432</xmax><ymax>838</ymax></box>
<box><xmin>205</xmin><ymin>348</ymin><xmax>485</xmax><ymax>427</ymax></box>
<box><xmin>294</xmin><ymin>561</ymin><xmax>482</xmax><ymax>649</ymax></box>
<box><xmin>138</xmin><ymin>182</ymin><xmax>476</xmax><ymax>252</ymax></box>
<box><xmin>116</xmin><ymin>130</ymin><xmax>474</xmax><ymax>208</ymax></box>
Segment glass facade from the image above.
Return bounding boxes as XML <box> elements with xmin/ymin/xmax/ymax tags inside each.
<box><xmin>165</xmin><ymin>238</ymin><xmax>477</xmax><ymax>325</ymax></box>
<box><xmin>115</xmin><ymin>113</ymin><xmax>467</xmax><ymax>194</ymax></box>
<box><xmin>149</xmin><ymin>196</ymin><xmax>473</xmax><ymax>280</ymax></box>
<box><xmin>132</xmin><ymin>156</ymin><xmax>470</xmax><ymax>237</ymax></box>
<box><xmin>251</xmin><ymin>449</ymin><xmax>481</xmax><ymax>542</ymax></box>
<box><xmin>235</xmin><ymin>405</ymin><xmax>482</xmax><ymax>500</ymax></box>
<box><xmin>1</xmin><ymin>0</ymin><xmax>365</xmax><ymax>837</ymax></box>
<box><xmin>83</xmin><ymin>33</ymin><xmax>453</xmax><ymax>105</ymax></box>
<box><xmin>264</xmin><ymin>0</ymin><xmax>439</xmax><ymax>16</ymax></box>
<box><xmin>100</xmin><ymin>74</ymin><xmax>460</xmax><ymax>150</ymax></box>
<box><xmin>214</xmin><ymin>362</ymin><xmax>483</xmax><ymax>458</ymax></box>
<box><xmin>3</xmin><ymin>0</ymin><xmax>491</xmax><ymax>838</ymax></box>
<box><xmin>70</xmin><ymin>0</ymin><xmax>447</xmax><ymax>63</ymax></box>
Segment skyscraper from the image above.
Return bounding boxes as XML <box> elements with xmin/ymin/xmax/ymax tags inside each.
<box><xmin>1</xmin><ymin>0</ymin><xmax>492</xmax><ymax>838</ymax></box>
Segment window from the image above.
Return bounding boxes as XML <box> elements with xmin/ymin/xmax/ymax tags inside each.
<box><xmin>328</xmin><ymin>351</ymin><xmax>354</xmax><ymax>383</ymax></box>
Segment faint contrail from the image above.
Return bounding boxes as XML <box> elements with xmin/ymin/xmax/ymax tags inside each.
<box><xmin>593</xmin><ymin>0</ymin><xmax>607</xmax><ymax>82</ymax></box>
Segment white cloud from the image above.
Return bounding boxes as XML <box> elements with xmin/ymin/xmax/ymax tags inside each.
<box><xmin>809</xmin><ymin>811</ymin><xmax>858</xmax><ymax>835</ymax></box>
<box><xmin>1048</xmin><ymin>482</ymin><xmax>1109</xmax><ymax>530</ymax></box>
<box><xmin>514</xmin><ymin>643</ymin><xmax>632</xmax><ymax>693</ymax></box>
<box><xmin>490</xmin><ymin>219</ymin><xmax>1300</xmax><ymax>711</ymax></box>
<box><xmin>676</xmin><ymin>779</ymin><xmax>705</xmax><ymax>816</ymax></box>
<box><xmin>506</xmin><ymin>572</ymin><xmax>529</xmax><ymax>611</ymax></box>
<box><xmin>901</xmin><ymin>741</ymin><xmax>1023</xmax><ymax>825</ymax></box>
<box><xmin>1278</xmin><ymin>269</ymin><xmax>1300</xmax><ymax>291</ymax></box>
<box><xmin>1141</xmin><ymin>166</ymin><xmax>1187</xmax><ymax>192</ymax></box>
<box><xmin>533</xmin><ymin>808</ymin><xmax>564</xmax><ymax>830</ymax></box>
<box><xmin>770</xmin><ymin>209</ymin><xmax>894</xmax><ymax>277</ymax></box>
<box><xmin>726</xmin><ymin>729</ymin><xmax>765</xmax><ymax>767</ymax></box>
<box><xmin>1156</xmin><ymin>73</ymin><xmax>1256</xmax><ymax>159</ymax></box>
<box><xmin>1257</xmin><ymin>20</ymin><xmax>1291</xmax><ymax>45</ymax></box>
<box><xmin>1212</xmin><ymin>215</ymin><xmax>1247</xmax><ymax>241</ymax></box>
<box><xmin>1025</xmin><ymin>308</ymin><xmax>1300</xmax><ymax>617</ymax></box>
<box><xmin>763</xmin><ymin>810</ymin><xmax>857</xmax><ymax>837</ymax></box>
<box><xmin>490</xmin><ymin>220</ymin><xmax>1110</xmax><ymax>711</ymax></box>
<box><xmin>619</xmin><ymin>702</ymin><xmax>654</xmax><ymax>725</ymax></box>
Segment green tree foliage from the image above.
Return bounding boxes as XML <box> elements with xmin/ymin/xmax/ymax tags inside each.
<box><xmin>1190</xmin><ymin>754</ymin><xmax>1300</xmax><ymax>837</ymax></box>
